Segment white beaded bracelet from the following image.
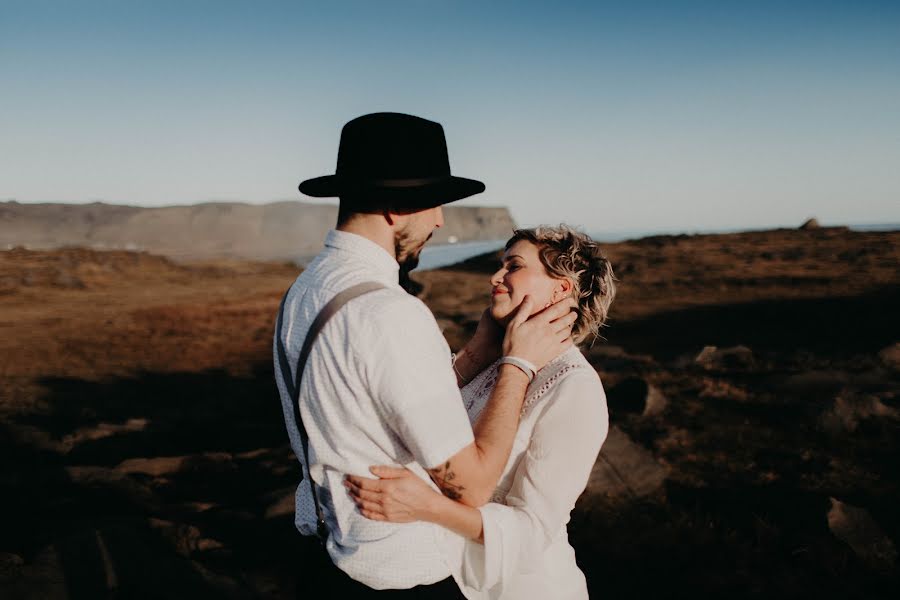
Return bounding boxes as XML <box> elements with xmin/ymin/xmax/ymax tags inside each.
<box><xmin>498</xmin><ymin>356</ymin><xmax>537</xmax><ymax>382</ymax></box>
<box><xmin>451</xmin><ymin>351</ymin><xmax>469</xmax><ymax>384</ymax></box>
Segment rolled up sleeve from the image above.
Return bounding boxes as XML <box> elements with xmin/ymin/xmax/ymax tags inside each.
<box><xmin>366</xmin><ymin>296</ymin><xmax>475</xmax><ymax>469</ymax></box>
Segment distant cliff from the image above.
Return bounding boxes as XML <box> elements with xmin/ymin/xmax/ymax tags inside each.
<box><xmin>0</xmin><ymin>201</ymin><xmax>516</xmax><ymax>262</ymax></box>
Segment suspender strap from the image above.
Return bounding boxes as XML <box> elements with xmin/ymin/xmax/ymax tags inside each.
<box><xmin>275</xmin><ymin>281</ymin><xmax>386</xmax><ymax>544</ymax></box>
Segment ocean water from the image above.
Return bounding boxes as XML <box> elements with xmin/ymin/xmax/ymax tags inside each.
<box><xmin>417</xmin><ymin>239</ymin><xmax>506</xmax><ymax>271</ymax></box>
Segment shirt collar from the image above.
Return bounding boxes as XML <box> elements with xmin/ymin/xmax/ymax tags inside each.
<box><xmin>324</xmin><ymin>229</ymin><xmax>400</xmax><ymax>281</ymax></box>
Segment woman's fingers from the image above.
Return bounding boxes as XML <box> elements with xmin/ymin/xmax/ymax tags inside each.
<box><xmin>369</xmin><ymin>465</ymin><xmax>411</xmax><ymax>479</ymax></box>
<box><xmin>541</xmin><ymin>297</ymin><xmax>577</xmax><ymax>323</ymax></box>
<box><xmin>507</xmin><ymin>295</ymin><xmax>533</xmax><ymax>330</ymax></box>
<box><xmin>354</xmin><ymin>497</ymin><xmax>386</xmax><ymax>514</ymax></box>
<box><xmin>346</xmin><ymin>475</ymin><xmax>382</xmax><ymax>492</ymax></box>
<box><xmin>360</xmin><ymin>508</ymin><xmax>386</xmax><ymax>521</ymax></box>
<box><xmin>552</xmin><ymin>311</ymin><xmax>578</xmax><ymax>335</ymax></box>
<box><xmin>345</xmin><ymin>480</ymin><xmax>382</xmax><ymax>503</ymax></box>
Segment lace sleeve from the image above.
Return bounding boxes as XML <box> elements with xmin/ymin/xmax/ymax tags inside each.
<box><xmin>460</xmin><ymin>358</ymin><xmax>501</xmax><ymax>421</ymax></box>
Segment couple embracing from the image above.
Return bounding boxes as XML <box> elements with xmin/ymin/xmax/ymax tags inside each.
<box><xmin>274</xmin><ymin>113</ymin><xmax>616</xmax><ymax>599</ymax></box>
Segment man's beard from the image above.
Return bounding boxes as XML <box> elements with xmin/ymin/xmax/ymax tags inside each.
<box><xmin>396</xmin><ymin>230</ymin><xmax>430</xmax><ymax>296</ymax></box>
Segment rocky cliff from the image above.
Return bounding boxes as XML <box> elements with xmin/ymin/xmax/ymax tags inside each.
<box><xmin>0</xmin><ymin>201</ymin><xmax>516</xmax><ymax>262</ymax></box>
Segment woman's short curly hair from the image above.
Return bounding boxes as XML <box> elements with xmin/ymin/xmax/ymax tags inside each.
<box><xmin>506</xmin><ymin>225</ymin><xmax>616</xmax><ymax>345</ymax></box>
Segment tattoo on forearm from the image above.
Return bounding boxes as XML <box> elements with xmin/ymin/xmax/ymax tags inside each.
<box><xmin>428</xmin><ymin>461</ymin><xmax>465</xmax><ymax>501</ymax></box>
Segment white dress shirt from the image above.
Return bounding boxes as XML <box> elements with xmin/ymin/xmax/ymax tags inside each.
<box><xmin>274</xmin><ymin>229</ymin><xmax>475</xmax><ymax>589</ymax></box>
<box><xmin>444</xmin><ymin>346</ymin><xmax>609</xmax><ymax>600</ymax></box>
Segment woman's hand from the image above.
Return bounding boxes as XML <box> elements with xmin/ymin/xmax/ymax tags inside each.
<box><xmin>344</xmin><ymin>466</ymin><xmax>442</xmax><ymax>524</ymax></box>
<box><xmin>502</xmin><ymin>296</ymin><xmax>577</xmax><ymax>370</ymax></box>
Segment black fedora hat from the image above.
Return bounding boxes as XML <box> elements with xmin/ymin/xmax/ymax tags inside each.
<box><xmin>299</xmin><ymin>112</ymin><xmax>485</xmax><ymax>208</ymax></box>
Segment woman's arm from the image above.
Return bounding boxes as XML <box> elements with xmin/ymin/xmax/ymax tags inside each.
<box><xmin>348</xmin><ymin>368</ymin><xmax>608</xmax><ymax>542</ymax></box>
<box><xmin>348</xmin><ymin>369</ymin><xmax>609</xmax><ymax>588</ymax></box>
<box><xmin>453</xmin><ymin>308</ymin><xmax>504</xmax><ymax>386</ymax></box>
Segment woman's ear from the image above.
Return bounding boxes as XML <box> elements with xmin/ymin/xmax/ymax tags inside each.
<box><xmin>553</xmin><ymin>278</ymin><xmax>573</xmax><ymax>302</ymax></box>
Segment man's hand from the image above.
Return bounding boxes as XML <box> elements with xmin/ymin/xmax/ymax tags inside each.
<box><xmin>503</xmin><ymin>295</ymin><xmax>577</xmax><ymax>370</ymax></box>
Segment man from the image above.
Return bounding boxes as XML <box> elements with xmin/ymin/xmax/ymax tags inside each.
<box><xmin>275</xmin><ymin>112</ymin><xmax>575</xmax><ymax>597</ymax></box>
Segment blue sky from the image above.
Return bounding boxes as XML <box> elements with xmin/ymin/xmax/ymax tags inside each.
<box><xmin>2</xmin><ymin>0</ymin><xmax>898</xmax><ymax>232</ymax></box>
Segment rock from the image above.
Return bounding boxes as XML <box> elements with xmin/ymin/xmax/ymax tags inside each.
<box><xmin>0</xmin><ymin>552</ymin><xmax>25</xmax><ymax>580</ymax></box>
<box><xmin>116</xmin><ymin>456</ymin><xmax>186</xmax><ymax>477</ymax></box>
<box><xmin>643</xmin><ymin>385</ymin><xmax>668</xmax><ymax>417</ymax></box>
<box><xmin>581</xmin><ymin>426</ymin><xmax>669</xmax><ymax>503</ymax></box>
<box><xmin>0</xmin><ymin>544</ymin><xmax>67</xmax><ymax>598</ymax></box>
<box><xmin>694</xmin><ymin>345</ymin><xmax>754</xmax><ymax>370</ymax></box>
<box><xmin>827</xmin><ymin>498</ymin><xmax>897</xmax><ymax>570</ymax></box>
<box><xmin>698</xmin><ymin>378</ymin><xmax>751</xmax><ymax>402</ymax></box>
<box><xmin>607</xmin><ymin>377</ymin><xmax>668</xmax><ymax>417</ymax></box>
<box><xmin>115</xmin><ymin>452</ymin><xmax>234</xmax><ymax>477</ymax></box>
<box><xmin>264</xmin><ymin>489</ymin><xmax>296</xmax><ymax>520</ymax></box>
<box><xmin>819</xmin><ymin>394</ymin><xmax>900</xmax><ymax>434</ymax></box>
<box><xmin>781</xmin><ymin>370</ymin><xmax>849</xmax><ymax>396</ymax></box>
<box><xmin>65</xmin><ymin>466</ymin><xmax>161</xmax><ymax>511</ymax></box>
<box><xmin>799</xmin><ymin>217</ymin><xmax>820</xmax><ymax>230</ymax></box>
<box><xmin>62</xmin><ymin>418</ymin><xmax>149</xmax><ymax>452</ymax></box>
<box><xmin>0</xmin><ymin>552</ymin><xmax>24</xmax><ymax>568</ymax></box>
<box><xmin>148</xmin><ymin>519</ymin><xmax>226</xmax><ymax>557</ymax></box>
<box><xmin>878</xmin><ymin>342</ymin><xmax>900</xmax><ymax>372</ymax></box>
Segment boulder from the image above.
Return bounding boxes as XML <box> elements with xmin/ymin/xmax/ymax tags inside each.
<box><xmin>799</xmin><ymin>218</ymin><xmax>821</xmax><ymax>230</ymax></box>
<box><xmin>148</xmin><ymin>519</ymin><xmax>226</xmax><ymax>557</ymax></box>
<box><xmin>694</xmin><ymin>345</ymin><xmax>754</xmax><ymax>370</ymax></box>
<box><xmin>263</xmin><ymin>486</ymin><xmax>296</xmax><ymax>520</ymax></box>
<box><xmin>607</xmin><ymin>377</ymin><xmax>668</xmax><ymax>417</ymax></box>
<box><xmin>581</xmin><ymin>426</ymin><xmax>668</xmax><ymax>503</ymax></box>
<box><xmin>0</xmin><ymin>544</ymin><xmax>67</xmax><ymax>599</ymax></box>
<box><xmin>827</xmin><ymin>498</ymin><xmax>897</xmax><ymax>570</ymax></box>
<box><xmin>878</xmin><ymin>342</ymin><xmax>900</xmax><ymax>372</ymax></box>
<box><xmin>819</xmin><ymin>394</ymin><xmax>900</xmax><ymax>434</ymax></box>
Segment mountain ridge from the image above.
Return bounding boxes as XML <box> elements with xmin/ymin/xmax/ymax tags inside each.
<box><xmin>0</xmin><ymin>200</ymin><xmax>516</xmax><ymax>262</ymax></box>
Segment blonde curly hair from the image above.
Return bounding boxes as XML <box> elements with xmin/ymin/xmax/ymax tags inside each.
<box><xmin>506</xmin><ymin>225</ymin><xmax>616</xmax><ymax>345</ymax></box>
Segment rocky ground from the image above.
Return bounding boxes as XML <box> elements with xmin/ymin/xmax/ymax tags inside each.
<box><xmin>1</xmin><ymin>226</ymin><xmax>898</xmax><ymax>598</ymax></box>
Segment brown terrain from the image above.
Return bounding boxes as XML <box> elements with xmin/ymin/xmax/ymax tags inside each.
<box><xmin>1</xmin><ymin>226</ymin><xmax>898</xmax><ymax>598</ymax></box>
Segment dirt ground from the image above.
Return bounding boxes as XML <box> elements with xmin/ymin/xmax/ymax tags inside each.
<box><xmin>1</xmin><ymin>226</ymin><xmax>898</xmax><ymax>598</ymax></box>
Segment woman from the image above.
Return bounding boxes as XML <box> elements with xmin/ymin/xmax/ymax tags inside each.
<box><xmin>346</xmin><ymin>225</ymin><xmax>616</xmax><ymax>599</ymax></box>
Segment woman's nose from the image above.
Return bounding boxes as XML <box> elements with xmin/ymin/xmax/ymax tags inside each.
<box><xmin>490</xmin><ymin>269</ymin><xmax>504</xmax><ymax>287</ymax></box>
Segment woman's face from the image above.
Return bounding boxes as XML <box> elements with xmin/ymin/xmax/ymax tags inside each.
<box><xmin>490</xmin><ymin>240</ymin><xmax>569</xmax><ymax>325</ymax></box>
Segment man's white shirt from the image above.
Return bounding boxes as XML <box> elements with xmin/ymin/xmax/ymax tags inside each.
<box><xmin>274</xmin><ymin>229</ymin><xmax>474</xmax><ymax>589</ymax></box>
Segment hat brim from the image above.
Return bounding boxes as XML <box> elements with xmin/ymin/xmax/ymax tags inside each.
<box><xmin>298</xmin><ymin>175</ymin><xmax>485</xmax><ymax>207</ymax></box>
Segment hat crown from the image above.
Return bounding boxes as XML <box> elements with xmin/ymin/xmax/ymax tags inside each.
<box><xmin>336</xmin><ymin>113</ymin><xmax>451</xmax><ymax>180</ymax></box>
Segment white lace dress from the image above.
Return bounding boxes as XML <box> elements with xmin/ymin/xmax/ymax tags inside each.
<box><xmin>444</xmin><ymin>345</ymin><xmax>610</xmax><ymax>600</ymax></box>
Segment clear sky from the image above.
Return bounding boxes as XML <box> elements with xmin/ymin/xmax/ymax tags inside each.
<box><xmin>2</xmin><ymin>0</ymin><xmax>899</xmax><ymax>232</ymax></box>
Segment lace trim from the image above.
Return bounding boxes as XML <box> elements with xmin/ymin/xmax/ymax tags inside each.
<box><xmin>462</xmin><ymin>348</ymin><xmax>589</xmax><ymax>418</ymax></box>
<box><xmin>520</xmin><ymin>362</ymin><xmax>588</xmax><ymax>417</ymax></box>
